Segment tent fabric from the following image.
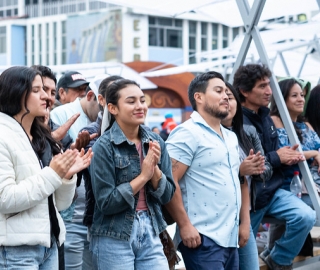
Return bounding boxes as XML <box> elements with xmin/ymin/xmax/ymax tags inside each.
<box><xmin>102</xmin><ymin>0</ymin><xmax>319</xmax><ymax>27</ymax></box>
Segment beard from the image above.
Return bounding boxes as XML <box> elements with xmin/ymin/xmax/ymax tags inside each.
<box><xmin>204</xmin><ymin>101</ymin><xmax>229</xmax><ymax>120</ymax></box>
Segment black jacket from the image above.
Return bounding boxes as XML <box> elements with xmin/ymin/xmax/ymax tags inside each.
<box><xmin>79</xmin><ymin>115</ymin><xmax>101</xmax><ymax>227</ymax></box>
<box><xmin>243</xmin><ymin>124</ymin><xmax>273</xmax><ymax>211</ymax></box>
<box><xmin>242</xmin><ymin>106</ymin><xmax>284</xmax><ymax>210</ymax></box>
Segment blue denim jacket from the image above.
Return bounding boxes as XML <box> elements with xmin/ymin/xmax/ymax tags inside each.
<box><xmin>89</xmin><ymin>121</ymin><xmax>175</xmax><ymax>241</ymax></box>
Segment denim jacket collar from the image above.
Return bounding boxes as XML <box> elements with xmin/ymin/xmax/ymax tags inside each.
<box><xmin>109</xmin><ymin>121</ymin><xmax>151</xmax><ymax>146</ymax></box>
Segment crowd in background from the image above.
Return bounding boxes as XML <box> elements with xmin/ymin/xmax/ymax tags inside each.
<box><xmin>1</xmin><ymin>63</ymin><xmax>320</xmax><ymax>270</ymax></box>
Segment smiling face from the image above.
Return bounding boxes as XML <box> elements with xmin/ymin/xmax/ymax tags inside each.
<box><xmin>24</xmin><ymin>75</ymin><xmax>48</xmax><ymax>118</ymax></box>
<box><xmin>286</xmin><ymin>83</ymin><xmax>304</xmax><ymax>119</ymax></box>
<box><xmin>108</xmin><ymin>84</ymin><xmax>148</xmax><ymax>128</ymax></box>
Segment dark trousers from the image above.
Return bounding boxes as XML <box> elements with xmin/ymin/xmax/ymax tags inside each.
<box><xmin>58</xmin><ymin>243</ymin><xmax>65</xmax><ymax>270</ymax></box>
<box><xmin>178</xmin><ymin>234</ymin><xmax>239</xmax><ymax>270</ymax></box>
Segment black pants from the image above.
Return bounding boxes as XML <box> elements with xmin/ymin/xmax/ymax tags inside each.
<box><xmin>58</xmin><ymin>243</ymin><xmax>65</xmax><ymax>270</ymax></box>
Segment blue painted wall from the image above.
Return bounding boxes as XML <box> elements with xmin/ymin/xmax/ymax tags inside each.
<box><xmin>148</xmin><ymin>47</ymin><xmax>184</xmax><ymax>65</ymax></box>
<box><xmin>11</xmin><ymin>25</ymin><xmax>25</xmax><ymax>65</ymax></box>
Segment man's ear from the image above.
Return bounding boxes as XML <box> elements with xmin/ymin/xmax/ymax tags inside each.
<box><xmin>239</xmin><ymin>89</ymin><xmax>248</xmax><ymax>98</ymax></box>
<box><xmin>86</xmin><ymin>90</ymin><xmax>95</xmax><ymax>101</ymax></box>
<box><xmin>59</xmin><ymin>87</ymin><xmax>66</xmax><ymax>103</ymax></box>
<box><xmin>194</xmin><ymin>92</ymin><xmax>203</xmax><ymax>105</ymax></box>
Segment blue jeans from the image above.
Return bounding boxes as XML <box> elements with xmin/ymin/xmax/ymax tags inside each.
<box><xmin>90</xmin><ymin>211</ymin><xmax>168</xmax><ymax>270</ymax></box>
<box><xmin>64</xmin><ymin>222</ymin><xmax>92</xmax><ymax>270</ymax></box>
<box><xmin>0</xmin><ymin>238</ymin><xmax>58</xmax><ymax>269</ymax></box>
<box><xmin>239</xmin><ymin>188</ymin><xmax>315</xmax><ymax>265</ymax></box>
<box><xmin>238</xmin><ymin>226</ymin><xmax>259</xmax><ymax>270</ymax></box>
<box><xmin>178</xmin><ymin>234</ymin><xmax>239</xmax><ymax>270</ymax></box>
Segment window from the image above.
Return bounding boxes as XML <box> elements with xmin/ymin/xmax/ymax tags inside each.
<box><xmin>201</xmin><ymin>22</ymin><xmax>207</xmax><ymax>51</ymax></box>
<box><xmin>148</xmin><ymin>16</ymin><xmax>182</xmax><ymax>48</ymax></box>
<box><xmin>232</xmin><ymin>27</ymin><xmax>239</xmax><ymax>40</ymax></box>
<box><xmin>0</xmin><ymin>26</ymin><xmax>6</xmax><ymax>53</ymax></box>
<box><xmin>148</xmin><ymin>16</ymin><xmax>155</xmax><ymax>25</ymax></box>
<box><xmin>61</xmin><ymin>21</ymin><xmax>66</xmax><ymax>64</ymax></box>
<box><xmin>212</xmin><ymin>23</ymin><xmax>218</xmax><ymax>50</ymax></box>
<box><xmin>38</xmin><ymin>24</ymin><xmax>42</xmax><ymax>64</ymax></box>
<box><xmin>222</xmin><ymin>25</ymin><xmax>228</xmax><ymax>48</ymax></box>
<box><xmin>189</xmin><ymin>21</ymin><xmax>197</xmax><ymax>64</ymax></box>
<box><xmin>46</xmin><ymin>23</ymin><xmax>49</xmax><ymax>64</ymax></box>
<box><xmin>31</xmin><ymin>25</ymin><xmax>35</xmax><ymax>65</ymax></box>
<box><xmin>167</xmin><ymin>29</ymin><xmax>181</xmax><ymax>47</ymax></box>
<box><xmin>53</xmin><ymin>22</ymin><xmax>57</xmax><ymax>64</ymax></box>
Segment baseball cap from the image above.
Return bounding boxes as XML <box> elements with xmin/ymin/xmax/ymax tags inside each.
<box><xmin>57</xmin><ymin>71</ymin><xmax>89</xmax><ymax>90</ymax></box>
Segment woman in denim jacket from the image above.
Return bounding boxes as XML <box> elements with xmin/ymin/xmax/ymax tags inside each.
<box><xmin>89</xmin><ymin>79</ymin><xmax>175</xmax><ymax>270</ymax></box>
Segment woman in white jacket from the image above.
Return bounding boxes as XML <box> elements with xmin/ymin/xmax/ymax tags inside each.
<box><xmin>0</xmin><ymin>66</ymin><xmax>92</xmax><ymax>269</ymax></box>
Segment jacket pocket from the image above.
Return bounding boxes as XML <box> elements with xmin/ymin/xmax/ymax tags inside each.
<box><xmin>115</xmin><ymin>156</ymin><xmax>130</xmax><ymax>183</ymax></box>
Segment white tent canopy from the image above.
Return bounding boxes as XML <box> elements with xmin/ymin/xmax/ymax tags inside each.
<box><xmin>102</xmin><ymin>0</ymin><xmax>319</xmax><ymax>27</ymax></box>
<box><xmin>140</xmin><ymin>20</ymin><xmax>320</xmax><ymax>87</ymax></box>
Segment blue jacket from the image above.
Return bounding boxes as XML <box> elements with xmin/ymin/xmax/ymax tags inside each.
<box><xmin>89</xmin><ymin>121</ymin><xmax>175</xmax><ymax>240</ymax></box>
<box><xmin>242</xmin><ymin>106</ymin><xmax>284</xmax><ymax>210</ymax></box>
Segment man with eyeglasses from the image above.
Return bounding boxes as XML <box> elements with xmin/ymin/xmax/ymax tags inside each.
<box><xmin>55</xmin><ymin>70</ymin><xmax>89</xmax><ymax>106</ymax></box>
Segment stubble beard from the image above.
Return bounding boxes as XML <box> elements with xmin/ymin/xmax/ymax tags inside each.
<box><xmin>204</xmin><ymin>101</ymin><xmax>229</xmax><ymax>120</ymax></box>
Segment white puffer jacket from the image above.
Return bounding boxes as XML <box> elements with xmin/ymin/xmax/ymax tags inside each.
<box><xmin>0</xmin><ymin>112</ymin><xmax>76</xmax><ymax>247</ymax></box>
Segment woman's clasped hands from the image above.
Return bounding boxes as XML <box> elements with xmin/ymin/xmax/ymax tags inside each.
<box><xmin>141</xmin><ymin>140</ymin><xmax>162</xmax><ymax>189</ymax></box>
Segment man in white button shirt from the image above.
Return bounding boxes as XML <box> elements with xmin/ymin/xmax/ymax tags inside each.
<box><xmin>166</xmin><ymin>71</ymin><xmax>241</xmax><ymax>269</ymax></box>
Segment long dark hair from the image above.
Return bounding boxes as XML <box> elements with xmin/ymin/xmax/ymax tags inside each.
<box><xmin>305</xmin><ymin>85</ymin><xmax>320</xmax><ymax>136</ymax></box>
<box><xmin>270</xmin><ymin>78</ymin><xmax>304</xmax><ymax>143</ymax></box>
<box><xmin>224</xmin><ymin>82</ymin><xmax>253</xmax><ymax>155</ymax></box>
<box><xmin>105</xmin><ymin>79</ymin><xmax>140</xmax><ymax>130</ymax></box>
<box><xmin>0</xmin><ymin>66</ymin><xmax>61</xmax><ymax>155</ymax></box>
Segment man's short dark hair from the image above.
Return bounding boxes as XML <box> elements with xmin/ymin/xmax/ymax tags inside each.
<box><xmin>31</xmin><ymin>65</ymin><xmax>57</xmax><ymax>85</ymax></box>
<box><xmin>233</xmin><ymin>64</ymin><xmax>271</xmax><ymax>103</ymax></box>
<box><xmin>188</xmin><ymin>71</ymin><xmax>225</xmax><ymax>111</ymax></box>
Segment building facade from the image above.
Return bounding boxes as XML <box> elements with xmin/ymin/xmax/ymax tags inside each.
<box><xmin>0</xmin><ymin>0</ymin><xmax>246</xmax><ymax>67</ymax></box>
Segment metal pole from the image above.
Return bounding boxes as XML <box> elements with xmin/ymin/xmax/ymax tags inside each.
<box><xmin>231</xmin><ymin>0</ymin><xmax>320</xmax><ymax>225</ymax></box>
<box><xmin>278</xmin><ymin>52</ymin><xmax>290</xmax><ymax>76</ymax></box>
